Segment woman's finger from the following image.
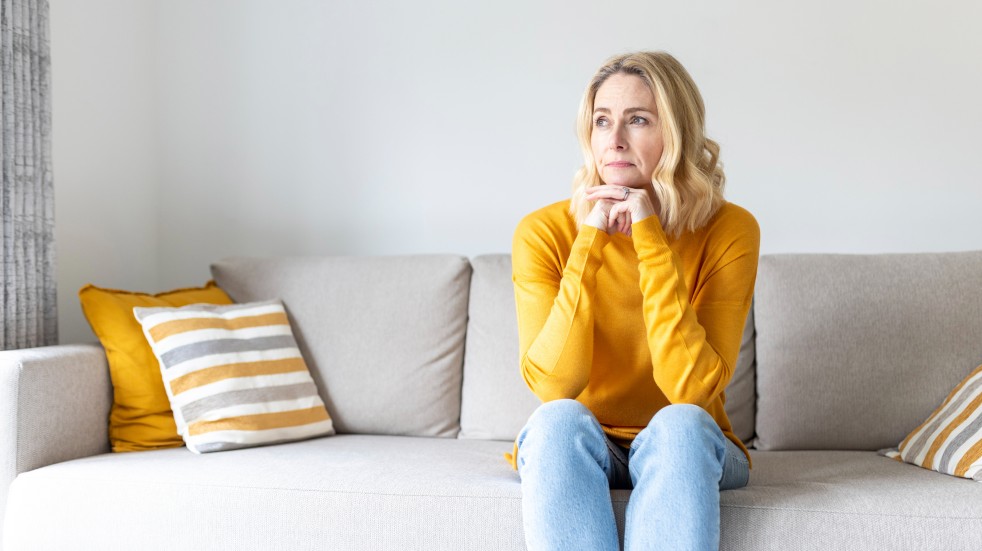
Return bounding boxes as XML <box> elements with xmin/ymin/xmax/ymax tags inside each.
<box><xmin>608</xmin><ymin>202</ymin><xmax>632</xmax><ymax>235</ymax></box>
<box><xmin>613</xmin><ymin>207</ymin><xmax>626</xmax><ymax>235</ymax></box>
<box><xmin>585</xmin><ymin>185</ymin><xmax>634</xmax><ymax>202</ymax></box>
<box><xmin>607</xmin><ymin>209</ymin><xmax>620</xmax><ymax>235</ymax></box>
<box><xmin>584</xmin><ymin>198</ymin><xmax>613</xmax><ymax>230</ymax></box>
<box><xmin>585</xmin><ymin>186</ymin><xmax>624</xmax><ymax>201</ymax></box>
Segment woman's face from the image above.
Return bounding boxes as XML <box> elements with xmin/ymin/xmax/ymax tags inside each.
<box><xmin>590</xmin><ymin>73</ymin><xmax>664</xmax><ymax>189</ymax></box>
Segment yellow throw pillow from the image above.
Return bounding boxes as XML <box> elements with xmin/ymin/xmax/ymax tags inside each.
<box><xmin>79</xmin><ymin>281</ymin><xmax>233</xmax><ymax>452</ymax></box>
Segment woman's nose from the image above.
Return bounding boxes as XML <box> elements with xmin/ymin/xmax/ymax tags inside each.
<box><xmin>608</xmin><ymin>125</ymin><xmax>627</xmax><ymax>150</ymax></box>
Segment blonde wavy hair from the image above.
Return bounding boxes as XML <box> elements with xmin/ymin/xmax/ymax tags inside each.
<box><xmin>570</xmin><ymin>51</ymin><xmax>726</xmax><ymax>238</ymax></box>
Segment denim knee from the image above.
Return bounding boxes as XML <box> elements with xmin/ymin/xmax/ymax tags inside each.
<box><xmin>517</xmin><ymin>399</ymin><xmax>606</xmax><ymax>469</ymax></box>
<box><xmin>630</xmin><ymin>404</ymin><xmax>725</xmax><ymax>465</ymax></box>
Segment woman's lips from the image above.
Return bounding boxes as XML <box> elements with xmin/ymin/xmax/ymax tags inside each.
<box><xmin>606</xmin><ymin>161</ymin><xmax>633</xmax><ymax>168</ymax></box>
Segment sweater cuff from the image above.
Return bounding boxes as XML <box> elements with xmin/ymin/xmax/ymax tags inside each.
<box><xmin>569</xmin><ymin>224</ymin><xmax>610</xmax><ymax>276</ymax></box>
<box><xmin>631</xmin><ymin>215</ymin><xmax>671</xmax><ymax>263</ymax></box>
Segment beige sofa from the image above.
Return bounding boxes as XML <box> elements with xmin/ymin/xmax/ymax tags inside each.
<box><xmin>2</xmin><ymin>252</ymin><xmax>982</xmax><ymax>550</ymax></box>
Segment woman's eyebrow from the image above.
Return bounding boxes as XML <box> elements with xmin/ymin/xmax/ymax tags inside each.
<box><xmin>592</xmin><ymin>107</ymin><xmax>654</xmax><ymax>114</ymax></box>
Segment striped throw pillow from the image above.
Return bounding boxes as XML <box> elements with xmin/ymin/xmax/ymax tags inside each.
<box><xmin>133</xmin><ymin>299</ymin><xmax>334</xmax><ymax>453</ymax></box>
<box><xmin>879</xmin><ymin>363</ymin><xmax>982</xmax><ymax>481</ymax></box>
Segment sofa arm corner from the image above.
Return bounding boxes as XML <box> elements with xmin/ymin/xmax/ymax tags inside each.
<box><xmin>1</xmin><ymin>344</ymin><xmax>112</xmax><ymax>475</ymax></box>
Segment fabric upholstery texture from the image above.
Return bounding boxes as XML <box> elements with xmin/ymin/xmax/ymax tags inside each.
<box><xmin>728</xmin><ymin>303</ymin><xmax>757</xmax><ymax>444</ymax></box>
<box><xmin>5</xmin><ymin>438</ymin><xmax>981</xmax><ymax>551</ymax></box>
<box><xmin>3</xmin><ymin>436</ymin><xmax>523</xmax><ymax>551</ymax></box>
<box><xmin>459</xmin><ymin>254</ymin><xmax>758</xmax><ymax>444</ymax></box>
<box><xmin>754</xmin><ymin>251</ymin><xmax>982</xmax><ymax>450</ymax></box>
<box><xmin>0</xmin><ymin>344</ymin><xmax>112</xmax><ymax>547</ymax></box>
<box><xmin>78</xmin><ymin>281</ymin><xmax>233</xmax><ymax>451</ymax></box>
<box><xmin>459</xmin><ymin>255</ymin><xmax>539</xmax><ymax>440</ymax></box>
<box><xmin>881</xmin><ymin>362</ymin><xmax>982</xmax><ymax>480</ymax></box>
<box><xmin>210</xmin><ymin>256</ymin><xmax>471</xmax><ymax>437</ymax></box>
<box><xmin>134</xmin><ymin>300</ymin><xmax>335</xmax><ymax>453</ymax></box>
<box><xmin>720</xmin><ymin>450</ymin><xmax>982</xmax><ymax>550</ymax></box>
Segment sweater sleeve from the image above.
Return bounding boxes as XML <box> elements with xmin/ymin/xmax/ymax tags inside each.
<box><xmin>630</xmin><ymin>212</ymin><xmax>760</xmax><ymax>407</ymax></box>
<box><xmin>512</xmin><ymin>219</ymin><xmax>610</xmax><ymax>402</ymax></box>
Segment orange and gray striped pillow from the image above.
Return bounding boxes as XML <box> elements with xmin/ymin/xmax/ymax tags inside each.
<box><xmin>133</xmin><ymin>299</ymin><xmax>334</xmax><ymax>453</ymax></box>
<box><xmin>880</xmin><ymin>362</ymin><xmax>982</xmax><ymax>481</ymax></box>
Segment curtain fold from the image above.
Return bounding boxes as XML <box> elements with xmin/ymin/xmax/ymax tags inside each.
<box><xmin>1</xmin><ymin>0</ymin><xmax>56</xmax><ymax>350</ymax></box>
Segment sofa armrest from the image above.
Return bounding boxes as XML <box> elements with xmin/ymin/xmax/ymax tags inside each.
<box><xmin>0</xmin><ymin>344</ymin><xmax>112</xmax><ymax>538</ymax></box>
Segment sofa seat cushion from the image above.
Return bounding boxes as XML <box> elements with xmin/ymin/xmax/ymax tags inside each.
<box><xmin>4</xmin><ymin>439</ymin><xmax>982</xmax><ymax>550</ymax></box>
<box><xmin>3</xmin><ymin>435</ymin><xmax>524</xmax><ymax>551</ymax></box>
<box><xmin>727</xmin><ymin>450</ymin><xmax>982</xmax><ymax>550</ymax></box>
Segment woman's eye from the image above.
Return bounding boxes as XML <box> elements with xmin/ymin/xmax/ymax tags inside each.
<box><xmin>631</xmin><ymin>116</ymin><xmax>648</xmax><ymax>125</ymax></box>
<box><xmin>594</xmin><ymin>117</ymin><xmax>609</xmax><ymax>128</ymax></box>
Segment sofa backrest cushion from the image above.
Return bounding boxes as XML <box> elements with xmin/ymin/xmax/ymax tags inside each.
<box><xmin>728</xmin><ymin>302</ymin><xmax>757</xmax><ymax>443</ymax></box>
<box><xmin>211</xmin><ymin>256</ymin><xmax>471</xmax><ymax>438</ymax></box>
<box><xmin>458</xmin><ymin>255</ymin><xmax>540</xmax><ymax>440</ymax></box>
<box><xmin>754</xmin><ymin>251</ymin><xmax>982</xmax><ymax>451</ymax></box>
<box><xmin>459</xmin><ymin>254</ymin><xmax>758</xmax><ymax>443</ymax></box>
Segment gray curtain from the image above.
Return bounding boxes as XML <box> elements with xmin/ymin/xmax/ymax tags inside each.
<box><xmin>1</xmin><ymin>0</ymin><xmax>56</xmax><ymax>350</ymax></box>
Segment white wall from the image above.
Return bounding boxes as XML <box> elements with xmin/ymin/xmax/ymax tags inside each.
<box><xmin>51</xmin><ymin>0</ymin><xmax>159</xmax><ymax>344</ymax></box>
<box><xmin>52</xmin><ymin>0</ymin><xmax>982</xmax><ymax>342</ymax></box>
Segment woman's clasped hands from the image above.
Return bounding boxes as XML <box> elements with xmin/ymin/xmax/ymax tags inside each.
<box><xmin>583</xmin><ymin>185</ymin><xmax>658</xmax><ymax>237</ymax></box>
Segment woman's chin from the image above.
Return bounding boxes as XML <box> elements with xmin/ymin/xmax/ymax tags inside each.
<box><xmin>599</xmin><ymin>172</ymin><xmax>648</xmax><ymax>189</ymax></box>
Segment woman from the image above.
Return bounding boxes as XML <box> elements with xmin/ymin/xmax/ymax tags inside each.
<box><xmin>508</xmin><ymin>51</ymin><xmax>760</xmax><ymax>550</ymax></box>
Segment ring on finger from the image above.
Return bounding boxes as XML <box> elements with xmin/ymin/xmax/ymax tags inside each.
<box><xmin>622</xmin><ymin>187</ymin><xmax>630</xmax><ymax>200</ymax></box>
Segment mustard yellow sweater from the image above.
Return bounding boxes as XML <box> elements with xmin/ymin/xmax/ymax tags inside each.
<box><xmin>506</xmin><ymin>199</ymin><xmax>760</xmax><ymax>470</ymax></box>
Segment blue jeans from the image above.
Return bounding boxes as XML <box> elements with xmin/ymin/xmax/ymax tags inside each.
<box><xmin>516</xmin><ymin>399</ymin><xmax>749</xmax><ymax>551</ymax></box>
